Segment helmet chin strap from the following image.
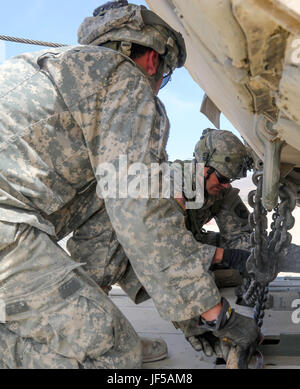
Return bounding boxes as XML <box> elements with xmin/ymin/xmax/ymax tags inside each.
<box><xmin>192</xmin><ymin>159</ymin><xmax>214</xmax><ymax>197</ymax></box>
<box><xmin>148</xmin><ymin>60</ymin><xmax>164</xmax><ymax>91</ymax></box>
<box><xmin>204</xmin><ymin>166</ymin><xmax>215</xmax><ymax>196</ymax></box>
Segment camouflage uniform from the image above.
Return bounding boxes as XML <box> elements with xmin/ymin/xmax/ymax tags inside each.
<box><xmin>0</xmin><ymin>43</ymin><xmax>221</xmax><ymax>368</ymax></box>
<box><xmin>185</xmin><ymin>186</ymin><xmax>251</xmax><ymax>251</ymax></box>
<box><xmin>67</xmin><ymin>164</ymin><xmax>252</xmax><ymax>303</ymax></box>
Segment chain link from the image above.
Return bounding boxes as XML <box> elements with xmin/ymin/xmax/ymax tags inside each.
<box><xmin>242</xmin><ymin>170</ymin><xmax>296</xmax><ymax>328</ymax></box>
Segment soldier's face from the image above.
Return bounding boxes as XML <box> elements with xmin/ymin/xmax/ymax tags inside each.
<box><xmin>204</xmin><ymin>168</ymin><xmax>231</xmax><ymax>196</ymax></box>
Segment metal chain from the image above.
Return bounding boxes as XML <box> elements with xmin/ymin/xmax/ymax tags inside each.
<box><xmin>0</xmin><ymin>35</ymin><xmax>66</xmax><ymax>48</ymax></box>
<box><xmin>243</xmin><ymin>171</ymin><xmax>296</xmax><ymax>328</ymax></box>
<box><xmin>253</xmin><ymin>285</ymin><xmax>269</xmax><ymax>329</ymax></box>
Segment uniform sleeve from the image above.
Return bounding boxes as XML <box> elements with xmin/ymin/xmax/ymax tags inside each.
<box><xmin>214</xmin><ymin>187</ymin><xmax>252</xmax><ymax>250</ymax></box>
<box><xmin>70</xmin><ymin>62</ymin><xmax>220</xmax><ymax>322</ymax></box>
<box><xmin>67</xmin><ymin>203</ymin><xmax>150</xmax><ymax>305</ymax></box>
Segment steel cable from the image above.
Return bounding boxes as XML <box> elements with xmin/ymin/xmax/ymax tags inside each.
<box><xmin>0</xmin><ymin>35</ymin><xmax>66</xmax><ymax>48</ymax></box>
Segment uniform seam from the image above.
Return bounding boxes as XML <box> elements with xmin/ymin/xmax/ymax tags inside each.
<box><xmin>0</xmin><ymin>69</ymin><xmax>40</xmax><ymax>100</ymax></box>
<box><xmin>0</xmin><ymin>112</ymin><xmax>68</xmax><ymax>154</ymax></box>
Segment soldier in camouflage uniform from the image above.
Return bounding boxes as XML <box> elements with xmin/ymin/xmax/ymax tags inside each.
<box><xmin>68</xmin><ymin>129</ymin><xmax>253</xmax><ymax>301</ymax></box>
<box><xmin>68</xmin><ymin>127</ymin><xmax>257</xmax><ymax>359</ymax></box>
<box><xmin>185</xmin><ymin>129</ymin><xmax>253</xmax><ymax>289</ymax></box>
<box><xmin>172</xmin><ymin>129</ymin><xmax>257</xmax><ymax>356</ymax></box>
<box><xmin>0</xmin><ymin>1</ymin><xmax>260</xmax><ymax>368</ymax></box>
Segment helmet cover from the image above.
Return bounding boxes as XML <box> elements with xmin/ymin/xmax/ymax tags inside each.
<box><xmin>194</xmin><ymin>129</ymin><xmax>252</xmax><ymax>179</ymax></box>
<box><xmin>78</xmin><ymin>1</ymin><xmax>186</xmax><ymax>71</ymax></box>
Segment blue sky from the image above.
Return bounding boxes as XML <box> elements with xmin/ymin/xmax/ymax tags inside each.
<box><xmin>0</xmin><ymin>0</ymin><xmax>241</xmax><ymax>161</ymax></box>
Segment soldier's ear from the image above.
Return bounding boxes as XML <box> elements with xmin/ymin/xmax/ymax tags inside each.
<box><xmin>132</xmin><ymin>49</ymin><xmax>159</xmax><ymax>76</ymax></box>
<box><xmin>147</xmin><ymin>50</ymin><xmax>160</xmax><ymax>76</ymax></box>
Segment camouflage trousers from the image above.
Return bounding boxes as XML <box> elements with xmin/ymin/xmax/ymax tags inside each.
<box><xmin>0</xmin><ymin>221</ymin><xmax>142</xmax><ymax>369</ymax></box>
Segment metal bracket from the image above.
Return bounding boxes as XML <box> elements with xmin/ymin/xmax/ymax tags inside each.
<box><xmin>200</xmin><ymin>94</ymin><xmax>221</xmax><ymax>129</ymax></box>
<box><xmin>254</xmin><ymin>115</ymin><xmax>285</xmax><ymax>211</ymax></box>
<box><xmin>260</xmin><ymin>334</ymin><xmax>300</xmax><ymax>357</ymax></box>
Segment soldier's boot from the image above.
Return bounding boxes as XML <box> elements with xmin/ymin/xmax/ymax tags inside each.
<box><xmin>213</xmin><ymin>269</ymin><xmax>242</xmax><ymax>289</ymax></box>
<box><xmin>141</xmin><ymin>337</ymin><xmax>168</xmax><ymax>363</ymax></box>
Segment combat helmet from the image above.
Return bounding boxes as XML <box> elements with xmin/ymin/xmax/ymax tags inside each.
<box><xmin>194</xmin><ymin>128</ymin><xmax>252</xmax><ymax>180</ymax></box>
<box><xmin>78</xmin><ymin>1</ymin><xmax>186</xmax><ymax>88</ymax></box>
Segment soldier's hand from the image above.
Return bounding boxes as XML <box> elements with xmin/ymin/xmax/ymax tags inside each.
<box><xmin>214</xmin><ymin>311</ymin><xmax>260</xmax><ymax>354</ymax></box>
<box><xmin>221</xmin><ymin>249</ymin><xmax>250</xmax><ymax>277</ymax></box>
<box><xmin>173</xmin><ymin>317</ymin><xmax>225</xmax><ymax>358</ymax></box>
<box><xmin>199</xmin><ymin>298</ymin><xmax>261</xmax><ymax>363</ymax></box>
<box><xmin>187</xmin><ymin>330</ymin><xmax>224</xmax><ymax>358</ymax></box>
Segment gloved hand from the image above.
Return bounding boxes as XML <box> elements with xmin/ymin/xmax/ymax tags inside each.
<box><xmin>221</xmin><ymin>249</ymin><xmax>250</xmax><ymax>277</ymax></box>
<box><xmin>173</xmin><ymin>318</ymin><xmax>225</xmax><ymax>358</ymax></box>
<box><xmin>199</xmin><ymin>298</ymin><xmax>261</xmax><ymax>365</ymax></box>
<box><xmin>187</xmin><ymin>331</ymin><xmax>226</xmax><ymax>359</ymax></box>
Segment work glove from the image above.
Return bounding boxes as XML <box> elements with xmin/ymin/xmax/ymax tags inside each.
<box><xmin>221</xmin><ymin>249</ymin><xmax>250</xmax><ymax>277</ymax></box>
<box><xmin>173</xmin><ymin>317</ymin><xmax>224</xmax><ymax>358</ymax></box>
<box><xmin>187</xmin><ymin>331</ymin><xmax>225</xmax><ymax>359</ymax></box>
<box><xmin>198</xmin><ymin>298</ymin><xmax>261</xmax><ymax>366</ymax></box>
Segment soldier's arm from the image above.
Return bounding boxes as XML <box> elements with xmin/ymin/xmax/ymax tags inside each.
<box><xmin>214</xmin><ymin>187</ymin><xmax>252</xmax><ymax>250</ymax></box>
<box><xmin>71</xmin><ymin>62</ymin><xmax>221</xmax><ymax>322</ymax></box>
<box><xmin>67</xmin><ymin>206</ymin><xmax>150</xmax><ymax>304</ymax></box>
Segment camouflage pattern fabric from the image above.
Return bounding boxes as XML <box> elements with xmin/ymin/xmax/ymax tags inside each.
<box><xmin>185</xmin><ymin>186</ymin><xmax>252</xmax><ymax>251</ymax></box>
<box><xmin>78</xmin><ymin>5</ymin><xmax>176</xmax><ymax>59</ymax></box>
<box><xmin>172</xmin><ymin>178</ymin><xmax>252</xmax><ymax>338</ymax></box>
<box><xmin>0</xmin><ymin>45</ymin><xmax>221</xmax><ymax>367</ymax></box>
<box><xmin>67</xmin><ymin>206</ymin><xmax>150</xmax><ymax>305</ymax></box>
<box><xmin>67</xmin><ymin>165</ymin><xmax>252</xmax><ymax>306</ymax></box>
<box><xmin>194</xmin><ymin>129</ymin><xmax>248</xmax><ymax>179</ymax></box>
<box><xmin>78</xmin><ymin>3</ymin><xmax>186</xmax><ymax>70</ymax></box>
<box><xmin>0</xmin><ymin>221</ymin><xmax>142</xmax><ymax>369</ymax></box>
<box><xmin>0</xmin><ymin>45</ymin><xmax>220</xmax><ymax>320</ymax></box>
<box><xmin>64</xmin><ymin>163</ymin><xmax>252</xmax><ymax>343</ymax></box>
